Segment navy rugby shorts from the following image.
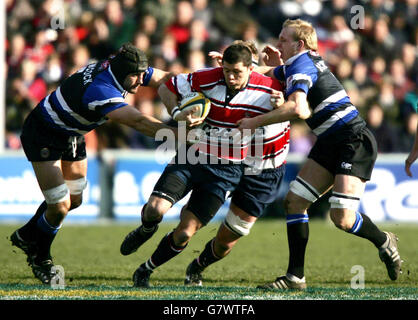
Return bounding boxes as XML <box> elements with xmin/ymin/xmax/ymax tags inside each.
<box><xmin>151</xmin><ymin>151</ymin><xmax>243</xmax><ymax>225</ymax></box>
<box><xmin>231</xmin><ymin>165</ymin><xmax>286</xmax><ymax>217</ymax></box>
<box><xmin>20</xmin><ymin>108</ymin><xmax>87</xmax><ymax>162</ymax></box>
<box><xmin>308</xmin><ymin>124</ymin><xmax>377</xmax><ymax>181</ymax></box>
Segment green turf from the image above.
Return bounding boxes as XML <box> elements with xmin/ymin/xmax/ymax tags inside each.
<box><xmin>1</xmin><ymin>220</ymin><xmax>417</xmax><ymax>300</ymax></box>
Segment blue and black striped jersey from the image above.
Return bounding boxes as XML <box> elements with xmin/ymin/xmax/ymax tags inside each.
<box><xmin>36</xmin><ymin>60</ymin><xmax>153</xmax><ymax>136</ymax></box>
<box><xmin>274</xmin><ymin>51</ymin><xmax>361</xmax><ymax>137</ymax></box>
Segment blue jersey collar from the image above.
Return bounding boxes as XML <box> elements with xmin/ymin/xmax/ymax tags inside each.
<box><xmin>284</xmin><ymin>50</ymin><xmax>309</xmax><ymax>66</ymax></box>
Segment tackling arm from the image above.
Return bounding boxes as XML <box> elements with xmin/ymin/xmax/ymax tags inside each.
<box><xmin>405</xmin><ymin>122</ymin><xmax>418</xmax><ymax>177</ymax></box>
<box><xmin>147</xmin><ymin>68</ymin><xmax>176</xmax><ymax>88</ymax></box>
<box><xmin>106</xmin><ymin>105</ymin><xmax>177</xmax><ymax>138</ymax></box>
<box><xmin>237</xmin><ymin>90</ymin><xmax>312</xmax><ymax>129</ymax></box>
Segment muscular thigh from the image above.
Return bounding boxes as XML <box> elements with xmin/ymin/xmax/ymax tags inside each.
<box><xmin>62</xmin><ymin>159</ymin><xmax>87</xmax><ymax>180</ymax></box>
<box><xmin>31</xmin><ymin>161</ymin><xmax>65</xmax><ymax>191</ymax></box>
<box><xmin>296</xmin><ymin>159</ymin><xmax>334</xmax><ymax>195</ymax></box>
<box><xmin>285</xmin><ymin>159</ymin><xmax>334</xmax><ymax>213</ymax></box>
<box><xmin>333</xmin><ymin>174</ymin><xmax>366</xmax><ymax>197</ymax></box>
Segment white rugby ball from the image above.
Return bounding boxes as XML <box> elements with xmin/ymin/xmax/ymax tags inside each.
<box><xmin>178</xmin><ymin>92</ymin><xmax>211</xmax><ymax>119</ymax></box>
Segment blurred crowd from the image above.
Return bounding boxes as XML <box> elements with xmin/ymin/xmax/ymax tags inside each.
<box><xmin>5</xmin><ymin>0</ymin><xmax>418</xmax><ymax>154</ymax></box>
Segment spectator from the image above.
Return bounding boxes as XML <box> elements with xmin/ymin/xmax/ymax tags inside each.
<box><xmin>165</xmin><ymin>0</ymin><xmax>195</xmax><ymax>62</ymax></box>
<box><xmin>369</xmin><ymin>55</ymin><xmax>386</xmax><ymax>85</ymax></box>
<box><xmin>389</xmin><ymin>59</ymin><xmax>415</xmax><ymax>102</ymax></box>
<box><xmin>192</xmin><ymin>0</ymin><xmax>216</xmax><ymax>36</ymax></box>
<box><xmin>366</xmin><ymin>103</ymin><xmax>398</xmax><ymax>153</ymax></box>
<box><xmin>401</xmin><ymin>43</ymin><xmax>418</xmax><ymax>82</ymax></box>
<box><xmin>361</xmin><ymin>16</ymin><xmax>396</xmax><ymax>62</ymax></box>
<box><xmin>328</xmin><ymin>15</ymin><xmax>354</xmax><ymax>45</ymax></box>
<box><xmin>397</xmin><ymin>112</ymin><xmax>418</xmax><ymax>153</ymax></box>
<box><xmin>85</xmin><ymin>16</ymin><xmax>113</xmax><ymax>60</ymax></box>
<box><xmin>42</xmin><ymin>53</ymin><xmax>63</xmax><ymax>85</ymax></box>
<box><xmin>335</xmin><ymin>58</ymin><xmax>352</xmax><ymax>82</ymax></box>
<box><xmin>351</xmin><ymin>61</ymin><xmax>376</xmax><ymax>103</ymax></box>
<box><xmin>141</xmin><ymin>0</ymin><xmax>176</xmax><ymax>37</ymax></box>
<box><xmin>187</xmin><ymin>49</ymin><xmax>207</xmax><ymax>72</ymax></box>
<box><xmin>104</xmin><ymin>0</ymin><xmax>136</xmax><ymax>50</ymax></box>
<box><xmin>16</xmin><ymin>59</ymin><xmax>47</xmax><ymax>105</ymax></box>
<box><xmin>212</xmin><ymin>0</ymin><xmax>253</xmax><ymax>41</ymax></box>
<box><xmin>7</xmin><ymin>33</ymin><xmax>27</xmax><ymax>79</ymax></box>
<box><xmin>133</xmin><ymin>31</ymin><xmax>152</xmax><ymax>57</ymax></box>
<box><xmin>139</xmin><ymin>14</ymin><xmax>160</xmax><ymax>45</ymax></box>
<box><xmin>187</xmin><ymin>19</ymin><xmax>210</xmax><ymax>53</ymax></box>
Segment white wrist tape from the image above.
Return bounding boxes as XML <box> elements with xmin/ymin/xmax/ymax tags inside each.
<box><xmin>171</xmin><ymin>106</ymin><xmax>181</xmax><ymax>121</ymax></box>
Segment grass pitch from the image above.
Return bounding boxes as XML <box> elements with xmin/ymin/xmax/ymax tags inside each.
<box><xmin>0</xmin><ymin>219</ymin><xmax>417</xmax><ymax>300</ymax></box>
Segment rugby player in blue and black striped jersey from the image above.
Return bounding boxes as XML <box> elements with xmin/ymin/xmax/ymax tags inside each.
<box><xmin>238</xmin><ymin>19</ymin><xmax>402</xmax><ymax>289</ymax></box>
<box><xmin>10</xmin><ymin>43</ymin><xmax>179</xmax><ymax>285</ymax></box>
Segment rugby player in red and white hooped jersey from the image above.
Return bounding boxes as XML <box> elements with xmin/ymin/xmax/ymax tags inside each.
<box><xmin>183</xmin><ymin>40</ymin><xmax>291</xmax><ymax>286</ymax></box>
<box><xmin>119</xmin><ymin>43</ymin><xmax>290</xmax><ymax>288</ymax></box>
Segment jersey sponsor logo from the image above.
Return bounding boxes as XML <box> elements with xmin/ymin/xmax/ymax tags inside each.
<box><xmin>40</xmin><ymin>147</ymin><xmax>50</xmax><ymax>159</ymax></box>
<box><xmin>341</xmin><ymin>162</ymin><xmax>352</xmax><ymax>170</ymax></box>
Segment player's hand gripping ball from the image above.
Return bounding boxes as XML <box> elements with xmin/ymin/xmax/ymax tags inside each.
<box><xmin>172</xmin><ymin>92</ymin><xmax>211</xmax><ymax>122</ymax></box>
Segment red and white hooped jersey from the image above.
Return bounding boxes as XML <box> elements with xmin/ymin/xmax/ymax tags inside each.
<box><xmin>165</xmin><ymin>67</ymin><xmax>290</xmax><ymax>169</ymax></box>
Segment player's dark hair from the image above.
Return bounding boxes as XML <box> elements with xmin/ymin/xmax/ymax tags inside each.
<box><xmin>222</xmin><ymin>44</ymin><xmax>253</xmax><ymax>67</ymax></box>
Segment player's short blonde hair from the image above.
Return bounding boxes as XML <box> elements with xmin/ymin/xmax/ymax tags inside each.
<box><xmin>283</xmin><ymin>19</ymin><xmax>318</xmax><ymax>51</ymax></box>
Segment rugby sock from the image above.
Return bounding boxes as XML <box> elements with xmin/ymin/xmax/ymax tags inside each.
<box><xmin>35</xmin><ymin>213</ymin><xmax>61</xmax><ymax>261</ymax></box>
<box><xmin>143</xmin><ymin>232</ymin><xmax>187</xmax><ymax>270</ymax></box>
<box><xmin>18</xmin><ymin>201</ymin><xmax>47</xmax><ymax>241</ymax></box>
<box><xmin>195</xmin><ymin>238</ymin><xmax>221</xmax><ymax>269</ymax></box>
<box><xmin>286</xmin><ymin>214</ymin><xmax>309</xmax><ymax>280</ymax></box>
<box><xmin>347</xmin><ymin>211</ymin><xmax>387</xmax><ymax>247</ymax></box>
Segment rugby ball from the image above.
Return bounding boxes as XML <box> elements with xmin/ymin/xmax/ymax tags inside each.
<box><xmin>178</xmin><ymin>92</ymin><xmax>211</xmax><ymax>119</ymax></box>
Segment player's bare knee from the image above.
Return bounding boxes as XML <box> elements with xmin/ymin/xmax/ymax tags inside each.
<box><xmin>173</xmin><ymin>229</ymin><xmax>194</xmax><ymax>246</ymax></box>
<box><xmin>65</xmin><ymin>177</ymin><xmax>87</xmax><ymax>210</ymax></box>
<box><xmin>70</xmin><ymin>194</ymin><xmax>83</xmax><ymax>210</ymax></box>
<box><xmin>47</xmin><ymin>200</ymin><xmax>71</xmax><ymax>222</ymax></box>
<box><xmin>329</xmin><ymin>192</ymin><xmax>360</xmax><ymax>231</ymax></box>
<box><xmin>285</xmin><ymin>193</ymin><xmax>308</xmax><ymax>213</ymax></box>
<box><xmin>214</xmin><ymin>239</ymin><xmax>232</xmax><ymax>257</ymax></box>
<box><xmin>144</xmin><ymin>198</ymin><xmax>168</xmax><ymax>222</ymax></box>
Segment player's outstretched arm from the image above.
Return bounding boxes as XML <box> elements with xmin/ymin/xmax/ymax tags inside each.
<box><xmin>107</xmin><ymin>106</ymin><xmax>176</xmax><ymax>138</ymax></box>
<box><xmin>237</xmin><ymin>90</ymin><xmax>311</xmax><ymax>130</ymax></box>
<box><xmin>147</xmin><ymin>68</ymin><xmax>176</xmax><ymax>88</ymax></box>
<box><xmin>405</xmin><ymin>122</ymin><xmax>418</xmax><ymax>177</ymax></box>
